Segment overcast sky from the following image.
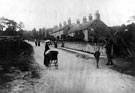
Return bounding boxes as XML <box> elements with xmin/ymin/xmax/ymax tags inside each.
<box><xmin>0</xmin><ymin>0</ymin><xmax>135</xmax><ymax>30</ymax></box>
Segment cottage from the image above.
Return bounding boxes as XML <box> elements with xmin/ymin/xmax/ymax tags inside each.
<box><xmin>68</xmin><ymin>11</ymin><xmax>110</xmax><ymax>42</ymax></box>
<box><xmin>50</xmin><ymin>18</ymin><xmax>72</xmax><ymax>40</ymax></box>
<box><xmin>50</xmin><ymin>27</ymin><xmax>64</xmax><ymax>39</ymax></box>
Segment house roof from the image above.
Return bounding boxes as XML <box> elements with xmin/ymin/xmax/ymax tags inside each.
<box><xmin>50</xmin><ymin>26</ymin><xmax>64</xmax><ymax>34</ymax></box>
<box><xmin>68</xmin><ymin>20</ymin><xmax>93</xmax><ymax>34</ymax></box>
<box><xmin>50</xmin><ymin>25</ymin><xmax>71</xmax><ymax>34</ymax></box>
<box><xmin>50</xmin><ymin>19</ymin><xmax>109</xmax><ymax>35</ymax></box>
<box><xmin>67</xmin><ymin>24</ymin><xmax>81</xmax><ymax>33</ymax></box>
<box><xmin>68</xmin><ymin>19</ymin><xmax>108</xmax><ymax>34</ymax></box>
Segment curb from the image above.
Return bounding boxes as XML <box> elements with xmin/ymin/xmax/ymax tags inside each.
<box><xmin>58</xmin><ymin>47</ymin><xmax>82</xmax><ymax>54</ymax></box>
<box><xmin>57</xmin><ymin>47</ymin><xmax>107</xmax><ymax>59</ymax></box>
<box><xmin>57</xmin><ymin>47</ymin><xmax>95</xmax><ymax>59</ymax></box>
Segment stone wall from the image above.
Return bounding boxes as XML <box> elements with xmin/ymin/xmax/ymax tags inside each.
<box><xmin>58</xmin><ymin>41</ymin><xmax>106</xmax><ymax>56</ymax></box>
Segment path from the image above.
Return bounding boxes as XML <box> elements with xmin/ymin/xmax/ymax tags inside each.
<box><xmin>29</xmin><ymin>41</ymin><xmax>135</xmax><ymax>93</ymax></box>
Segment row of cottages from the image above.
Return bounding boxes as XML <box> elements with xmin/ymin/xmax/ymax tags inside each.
<box><xmin>50</xmin><ymin>11</ymin><xmax>110</xmax><ymax>42</ymax></box>
<box><xmin>50</xmin><ymin>22</ymin><xmax>70</xmax><ymax>39</ymax></box>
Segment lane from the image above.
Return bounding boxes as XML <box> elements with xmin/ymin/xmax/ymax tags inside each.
<box><xmin>29</xmin><ymin>41</ymin><xmax>135</xmax><ymax>93</ymax></box>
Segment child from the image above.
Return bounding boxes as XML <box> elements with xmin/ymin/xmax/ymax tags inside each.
<box><xmin>94</xmin><ymin>50</ymin><xmax>100</xmax><ymax>68</ymax></box>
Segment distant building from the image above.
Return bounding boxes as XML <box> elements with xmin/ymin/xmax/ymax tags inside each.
<box><xmin>50</xmin><ymin>11</ymin><xmax>110</xmax><ymax>41</ymax></box>
<box><xmin>50</xmin><ymin>27</ymin><xmax>64</xmax><ymax>39</ymax></box>
<box><xmin>45</xmin><ymin>28</ymin><xmax>53</xmax><ymax>37</ymax></box>
<box><xmin>68</xmin><ymin>11</ymin><xmax>110</xmax><ymax>42</ymax></box>
<box><xmin>50</xmin><ymin>18</ymin><xmax>72</xmax><ymax>39</ymax></box>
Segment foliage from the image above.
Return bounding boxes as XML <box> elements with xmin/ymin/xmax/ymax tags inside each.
<box><xmin>23</xmin><ymin>28</ymin><xmax>53</xmax><ymax>41</ymax></box>
<box><xmin>127</xmin><ymin>15</ymin><xmax>135</xmax><ymax>23</ymax></box>
<box><xmin>0</xmin><ymin>17</ymin><xmax>25</xmax><ymax>36</ymax></box>
<box><xmin>109</xmin><ymin>24</ymin><xmax>135</xmax><ymax>57</ymax></box>
<box><xmin>0</xmin><ymin>40</ymin><xmax>40</xmax><ymax>89</ymax></box>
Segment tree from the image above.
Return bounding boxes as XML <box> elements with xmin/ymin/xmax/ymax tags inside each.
<box><xmin>0</xmin><ymin>17</ymin><xmax>25</xmax><ymax>36</ymax></box>
<box><xmin>39</xmin><ymin>28</ymin><xmax>42</xmax><ymax>38</ymax></box>
<box><xmin>127</xmin><ymin>15</ymin><xmax>135</xmax><ymax>23</ymax></box>
<box><xmin>17</xmin><ymin>22</ymin><xmax>25</xmax><ymax>30</ymax></box>
<box><xmin>32</xmin><ymin>28</ymin><xmax>37</xmax><ymax>38</ymax></box>
<box><xmin>0</xmin><ymin>17</ymin><xmax>17</xmax><ymax>30</ymax></box>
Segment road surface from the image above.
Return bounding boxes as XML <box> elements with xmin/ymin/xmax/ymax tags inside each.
<box><xmin>29</xmin><ymin>41</ymin><xmax>135</xmax><ymax>93</ymax></box>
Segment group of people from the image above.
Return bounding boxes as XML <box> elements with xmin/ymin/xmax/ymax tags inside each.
<box><xmin>43</xmin><ymin>39</ymin><xmax>114</xmax><ymax>69</ymax></box>
<box><xmin>93</xmin><ymin>39</ymin><xmax>114</xmax><ymax>68</ymax></box>
<box><xmin>35</xmin><ymin>39</ymin><xmax>40</xmax><ymax>46</ymax></box>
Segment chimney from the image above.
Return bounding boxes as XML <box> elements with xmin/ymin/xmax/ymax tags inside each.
<box><xmin>76</xmin><ymin>19</ymin><xmax>80</xmax><ymax>24</ymax></box>
<box><xmin>95</xmin><ymin>10</ymin><xmax>100</xmax><ymax>20</ymax></box>
<box><xmin>59</xmin><ymin>23</ymin><xmax>62</xmax><ymax>28</ymax></box>
<box><xmin>68</xmin><ymin>18</ymin><xmax>71</xmax><ymax>25</ymax></box>
<box><xmin>83</xmin><ymin>16</ymin><xmax>87</xmax><ymax>23</ymax></box>
<box><xmin>88</xmin><ymin>14</ymin><xmax>92</xmax><ymax>21</ymax></box>
<box><xmin>63</xmin><ymin>21</ymin><xmax>67</xmax><ymax>26</ymax></box>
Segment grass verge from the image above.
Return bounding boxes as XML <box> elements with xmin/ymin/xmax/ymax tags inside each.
<box><xmin>110</xmin><ymin>58</ymin><xmax>135</xmax><ymax>77</ymax></box>
<box><xmin>0</xmin><ymin>40</ymin><xmax>41</xmax><ymax>92</ymax></box>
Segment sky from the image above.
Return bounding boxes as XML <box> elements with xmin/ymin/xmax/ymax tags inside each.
<box><xmin>0</xmin><ymin>0</ymin><xmax>135</xmax><ymax>30</ymax></box>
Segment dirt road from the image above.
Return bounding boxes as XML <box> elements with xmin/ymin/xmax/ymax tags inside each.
<box><xmin>29</xmin><ymin>41</ymin><xmax>135</xmax><ymax>93</ymax></box>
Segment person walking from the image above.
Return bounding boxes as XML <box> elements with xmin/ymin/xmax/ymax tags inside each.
<box><xmin>38</xmin><ymin>39</ymin><xmax>40</xmax><ymax>46</ymax></box>
<box><xmin>44</xmin><ymin>41</ymin><xmax>50</xmax><ymax>53</ymax></box>
<box><xmin>91</xmin><ymin>45</ymin><xmax>101</xmax><ymax>68</ymax></box>
<box><xmin>35</xmin><ymin>39</ymin><xmax>37</xmax><ymax>46</ymax></box>
<box><xmin>54</xmin><ymin>40</ymin><xmax>57</xmax><ymax>48</ymax></box>
<box><xmin>93</xmin><ymin>46</ymin><xmax>101</xmax><ymax>68</ymax></box>
<box><xmin>94</xmin><ymin>50</ymin><xmax>100</xmax><ymax>68</ymax></box>
<box><xmin>44</xmin><ymin>41</ymin><xmax>50</xmax><ymax>66</ymax></box>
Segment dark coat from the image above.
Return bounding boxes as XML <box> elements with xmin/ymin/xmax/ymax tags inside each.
<box><xmin>54</xmin><ymin>41</ymin><xmax>57</xmax><ymax>48</ymax></box>
<box><xmin>94</xmin><ymin>51</ymin><xmax>100</xmax><ymax>60</ymax></box>
<box><xmin>44</xmin><ymin>43</ymin><xmax>50</xmax><ymax>55</ymax></box>
<box><xmin>44</xmin><ymin>42</ymin><xmax>50</xmax><ymax>66</ymax></box>
<box><xmin>105</xmin><ymin>42</ymin><xmax>113</xmax><ymax>59</ymax></box>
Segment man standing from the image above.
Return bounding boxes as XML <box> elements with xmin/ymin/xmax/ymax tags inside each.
<box><xmin>104</xmin><ymin>40</ymin><xmax>113</xmax><ymax>65</ymax></box>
